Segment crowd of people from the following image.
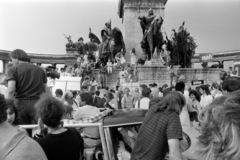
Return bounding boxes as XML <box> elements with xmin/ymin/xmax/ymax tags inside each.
<box><xmin>1</xmin><ymin>49</ymin><xmax>240</xmax><ymax>160</ymax></box>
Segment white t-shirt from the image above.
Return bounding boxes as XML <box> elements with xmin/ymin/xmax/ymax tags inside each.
<box><xmin>179</xmin><ymin>93</ymin><xmax>191</xmax><ymax>128</ymax></box>
<box><xmin>200</xmin><ymin>95</ymin><xmax>213</xmax><ymax>108</ymax></box>
<box><xmin>134</xmin><ymin>97</ymin><xmax>150</xmax><ymax>110</ymax></box>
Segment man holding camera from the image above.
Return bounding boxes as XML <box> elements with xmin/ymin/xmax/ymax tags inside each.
<box><xmin>6</xmin><ymin>49</ymin><xmax>49</xmax><ymax>125</ymax></box>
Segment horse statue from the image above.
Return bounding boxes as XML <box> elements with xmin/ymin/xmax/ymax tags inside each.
<box><xmin>64</xmin><ymin>34</ymin><xmax>75</xmax><ymax>48</ymax></box>
<box><xmin>168</xmin><ymin>22</ymin><xmax>197</xmax><ymax>68</ymax></box>
<box><xmin>139</xmin><ymin>8</ymin><xmax>165</xmax><ymax>60</ymax></box>
<box><xmin>99</xmin><ymin>20</ymin><xmax>126</xmax><ymax>66</ymax></box>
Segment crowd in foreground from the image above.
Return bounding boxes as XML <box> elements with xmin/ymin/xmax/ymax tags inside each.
<box><xmin>1</xmin><ymin>49</ymin><xmax>240</xmax><ymax>160</ymax></box>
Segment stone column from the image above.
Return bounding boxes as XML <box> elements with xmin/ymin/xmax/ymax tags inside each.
<box><xmin>122</xmin><ymin>1</ymin><xmax>166</xmax><ymax>63</ymax></box>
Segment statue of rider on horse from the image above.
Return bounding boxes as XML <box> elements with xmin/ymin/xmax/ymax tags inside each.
<box><xmin>138</xmin><ymin>8</ymin><xmax>164</xmax><ymax>61</ymax></box>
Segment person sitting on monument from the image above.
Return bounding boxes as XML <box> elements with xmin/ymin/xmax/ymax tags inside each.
<box><xmin>168</xmin><ymin>64</ymin><xmax>177</xmax><ymax>87</ymax></box>
<box><xmin>115</xmin><ymin>51</ymin><xmax>124</xmax><ymax>66</ymax></box>
<box><xmin>99</xmin><ymin>63</ymin><xmax>107</xmax><ymax>89</ymax></box>
<box><xmin>130</xmin><ymin>48</ymin><xmax>137</xmax><ymax>66</ymax></box>
<box><xmin>136</xmin><ymin>51</ymin><xmax>148</xmax><ymax>66</ymax></box>
<box><xmin>107</xmin><ymin>58</ymin><xmax>113</xmax><ymax>74</ymax></box>
<box><xmin>126</xmin><ymin>64</ymin><xmax>134</xmax><ymax>82</ymax></box>
<box><xmin>119</xmin><ymin>66</ymin><xmax>128</xmax><ymax>86</ymax></box>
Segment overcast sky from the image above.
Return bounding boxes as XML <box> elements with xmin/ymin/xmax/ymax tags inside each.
<box><xmin>0</xmin><ymin>0</ymin><xmax>240</xmax><ymax>55</ymax></box>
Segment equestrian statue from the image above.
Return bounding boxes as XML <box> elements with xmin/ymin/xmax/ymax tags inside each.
<box><xmin>99</xmin><ymin>20</ymin><xmax>126</xmax><ymax>66</ymax></box>
<box><xmin>165</xmin><ymin>22</ymin><xmax>197</xmax><ymax>68</ymax></box>
<box><xmin>138</xmin><ymin>8</ymin><xmax>165</xmax><ymax>61</ymax></box>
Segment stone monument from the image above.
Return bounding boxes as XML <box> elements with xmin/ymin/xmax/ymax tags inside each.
<box><xmin>118</xmin><ymin>0</ymin><xmax>167</xmax><ymax>63</ymax></box>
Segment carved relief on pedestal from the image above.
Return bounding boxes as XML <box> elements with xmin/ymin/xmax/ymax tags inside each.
<box><xmin>124</xmin><ymin>1</ymin><xmax>164</xmax><ymax>8</ymax></box>
<box><xmin>138</xmin><ymin>67</ymin><xmax>170</xmax><ymax>83</ymax></box>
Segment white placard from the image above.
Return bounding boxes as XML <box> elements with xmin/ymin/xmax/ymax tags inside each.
<box><xmin>52</xmin><ymin>77</ymin><xmax>82</xmax><ymax>94</ymax></box>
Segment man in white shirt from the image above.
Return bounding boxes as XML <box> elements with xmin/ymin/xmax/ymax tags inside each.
<box><xmin>134</xmin><ymin>87</ymin><xmax>151</xmax><ymax>109</ymax></box>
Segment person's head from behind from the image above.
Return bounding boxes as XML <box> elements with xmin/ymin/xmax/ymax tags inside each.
<box><xmin>36</xmin><ymin>94</ymin><xmax>65</xmax><ymax>128</ymax></box>
<box><xmin>5</xmin><ymin>99</ymin><xmax>18</xmax><ymax>125</ymax></box>
<box><xmin>222</xmin><ymin>77</ymin><xmax>240</xmax><ymax>94</ymax></box>
<box><xmin>175</xmin><ymin>82</ymin><xmax>185</xmax><ymax>94</ymax></box>
<box><xmin>55</xmin><ymin>89</ymin><xmax>63</xmax><ymax>98</ymax></box>
<box><xmin>199</xmin><ymin>85</ymin><xmax>211</xmax><ymax>95</ymax></box>
<box><xmin>82</xmin><ymin>85</ymin><xmax>88</xmax><ymax>91</ymax></box>
<box><xmin>152</xmin><ymin>83</ymin><xmax>158</xmax><ymax>87</ymax></box>
<box><xmin>105</xmin><ymin>92</ymin><xmax>114</xmax><ymax>103</ymax></box>
<box><xmin>163</xmin><ymin>88</ymin><xmax>171</xmax><ymax>97</ymax></box>
<box><xmin>140</xmin><ymin>84</ymin><xmax>148</xmax><ymax>96</ymax></box>
<box><xmin>124</xmin><ymin>87</ymin><xmax>130</xmax><ymax>96</ymax></box>
<box><xmin>156</xmin><ymin>91</ymin><xmax>186</xmax><ymax>115</ymax></box>
<box><xmin>149</xmin><ymin>84</ymin><xmax>153</xmax><ymax>88</ymax></box>
<box><xmin>62</xmin><ymin>105</ymin><xmax>73</xmax><ymax>120</ymax></box>
<box><xmin>95</xmin><ymin>90</ymin><xmax>100</xmax><ymax>97</ymax></box>
<box><xmin>198</xmin><ymin>94</ymin><xmax>240</xmax><ymax>160</ymax></box>
<box><xmin>149</xmin><ymin>97</ymin><xmax>161</xmax><ymax>109</ymax></box>
<box><xmin>142</xmin><ymin>87</ymin><xmax>151</xmax><ymax>98</ymax></box>
<box><xmin>80</xmin><ymin>92</ymin><xmax>93</xmax><ymax>106</ymax></box>
<box><xmin>189</xmin><ymin>90</ymin><xmax>200</xmax><ymax>102</ymax></box>
<box><xmin>10</xmin><ymin>49</ymin><xmax>31</xmax><ymax>66</ymax></box>
<box><xmin>0</xmin><ymin>94</ymin><xmax>7</xmax><ymax>125</ymax></box>
<box><xmin>162</xmin><ymin>84</ymin><xmax>168</xmax><ymax>91</ymax></box>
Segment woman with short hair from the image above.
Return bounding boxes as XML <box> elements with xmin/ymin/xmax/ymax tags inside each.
<box><xmin>34</xmin><ymin>94</ymin><xmax>84</xmax><ymax>160</ymax></box>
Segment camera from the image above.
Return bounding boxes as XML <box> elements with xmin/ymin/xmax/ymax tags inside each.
<box><xmin>45</xmin><ymin>66</ymin><xmax>60</xmax><ymax>79</ymax></box>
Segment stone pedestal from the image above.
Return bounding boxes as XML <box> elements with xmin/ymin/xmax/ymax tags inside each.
<box><xmin>92</xmin><ymin>69</ymin><xmax>120</xmax><ymax>89</ymax></box>
<box><xmin>177</xmin><ymin>68</ymin><xmax>224</xmax><ymax>85</ymax></box>
<box><xmin>66</xmin><ymin>48</ymin><xmax>79</xmax><ymax>56</ymax></box>
<box><xmin>91</xmin><ymin>67</ymin><xmax>224</xmax><ymax>89</ymax></box>
<box><xmin>119</xmin><ymin>0</ymin><xmax>167</xmax><ymax>63</ymax></box>
<box><xmin>137</xmin><ymin>65</ymin><xmax>179</xmax><ymax>86</ymax></box>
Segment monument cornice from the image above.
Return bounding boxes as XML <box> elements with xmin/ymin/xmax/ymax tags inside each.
<box><xmin>118</xmin><ymin>0</ymin><xmax>167</xmax><ymax>18</ymax></box>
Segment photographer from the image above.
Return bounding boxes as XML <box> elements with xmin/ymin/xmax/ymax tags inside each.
<box><xmin>6</xmin><ymin>49</ymin><xmax>49</xmax><ymax>126</ymax></box>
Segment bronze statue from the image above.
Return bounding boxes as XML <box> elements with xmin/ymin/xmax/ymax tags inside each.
<box><xmin>99</xmin><ymin>20</ymin><xmax>126</xmax><ymax>66</ymax></box>
<box><xmin>139</xmin><ymin>8</ymin><xmax>164</xmax><ymax>60</ymax></box>
<box><xmin>64</xmin><ymin>34</ymin><xmax>73</xmax><ymax>43</ymax></box>
<box><xmin>165</xmin><ymin>22</ymin><xmax>197</xmax><ymax>68</ymax></box>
